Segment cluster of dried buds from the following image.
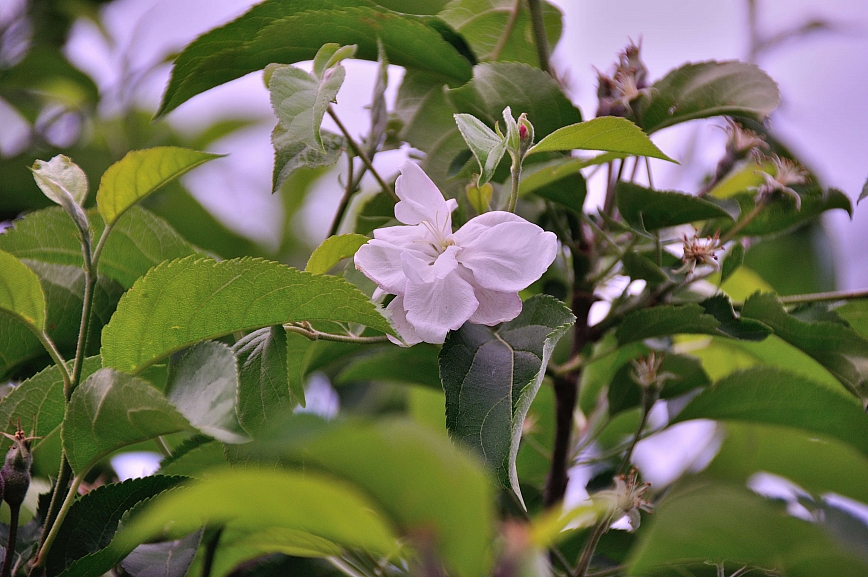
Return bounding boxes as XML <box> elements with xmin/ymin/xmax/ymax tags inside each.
<box><xmin>594</xmin><ymin>468</ymin><xmax>654</xmax><ymax>531</ymax></box>
<box><xmin>675</xmin><ymin>229</ymin><xmax>721</xmax><ymax>275</ymax></box>
<box><xmin>753</xmin><ymin>154</ymin><xmax>809</xmax><ymax>210</ymax></box>
<box><xmin>596</xmin><ymin>40</ymin><xmax>655</xmax><ymax>118</ymax></box>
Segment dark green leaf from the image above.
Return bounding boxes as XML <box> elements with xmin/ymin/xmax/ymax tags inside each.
<box><xmin>100</xmin><ymin>257</ymin><xmax>394</xmax><ymax>374</ymax></box>
<box><xmin>234</xmin><ymin>327</ymin><xmax>294</xmax><ymax>436</ymax></box>
<box><xmin>97</xmin><ymin>147</ymin><xmax>223</xmax><ymax>226</ymax></box>
<box><xmin>439</xmin><ymin>0</ymin><xmax>561</xmax><ymax>65</ymax></box>
<box><xmin>639</xmin><ymin>60</ymin><xmax>781</xmax><ymax>133</ymax></box>
<box><xmin>336</xmin><ymin>344</ymin><xmax>442</xmax><ymax>389</ymax></box>
<box><xmin>46</xmin><ymin>476</ymin><xmax>187</xmax><ymax>577</ymax></box>
<box><xmin>121</xmin><ymin>529</ymin><xmax>203</xmax><ymax>577</ymax></box>
<box><xmin>157</xmin><ymin>2</ymin><xmax>473</xmax><ymax>116</ymax></box>
<box><xmin>741</xmin><ymin>292</ymin><xmax>868</xmax><ymax>404</ymax></box>
<box><xmin>720</xmin><ymin>186</ymin><xmax>852</xmax><ymax>237</ymax></box>
<box><xmin>699</xmin><ymin>294</ymin><xmax>771</xmax><ymax>341</ymax></box>
<box><xmin>285</xmin><ymin>331</ymin><xmax>315</xmax><ymax>408</ymax></box>
<box><xmin>519</xmin><ymin>154</ymin><xmax>621</xmax><ymax>199</ymax></box>
<box><xmin>837</xmin><ymin>300</ymin><xmax>868</xmax><ymax>338</ymax></box>
<box><xmin>720</xmin><ymin>241</ymin><xmax>744</xmax><ymax>283</ymax></box>
<box><xmin>859</xmin><ymin>176</ymin><xmax>868</xmax><ymax>204</ymax></box>
<box><xmin>305</xmin><ymin>234</ymin><xmax>369</xmax><ymax>275</ymax></box>
<box><xmin>440</xmin><ymin>295</ymin><xmax>574</xmax><ymax>499</ymax></box>
<box><xmin>703</xmin><ymin>422</ymin><xmax>868</xmax><ymax>506</ymax></box>
<box><xmin>272</xmin><ymin>129</ymin><xmax>344</xmax><ymax>193</ymax></box>
<box><xmin>607</xmin><ymin>353</ymin><xmax>710</xmax><ymax>415</ymax></box>
<box><xmin>616</xmin><ymin>182</ymin><xmax>732</xmax><ymax>231</ymax></box>
<box><xmin>529</xmin><ymin>117</ymin><xmax>673</xmax><ymax>161</ymax></box>
<box><xmin>63</xmin><ymin>368</ymin><xmax>195</xmax><ymax>474</ymax></box>
<box><xmin>627</xmin><ymin>483</ymin><xmax>868</xmax><ymax>576</ymax></box>
<box><xmin>453</xmin><ymin>113</ymin><xmax>507</xmax><ymax>185</ymax></box>
<box><xmin>165</xmin><ymin>342</ymin><xmax>247</xmax><ymax>443</ymax></box>
<box><xmin>616</xmin><ymin>304</ymin><xmax>724</xmax><ymax>345</ymax></box>
<box><xmin>112</xmin><ymin>470</ymin><xmax>398</xmax><ymax>564</ymax></box>
<box><xmin>445</xmin><ymin>62</ymin><xmax>582</xmax><ymax>140</ymax></box>
<box><xmin>674</xmin><ymin>367</ymin><xmax>868</xmax><ymax>456</ymax></box>
<box><xmin>0</xmin><ymin>315</ymin><xmax>43</xmax><ymax>380</ymax></box>
<box><xmin>157</xmin><ymin>436</ymin><xmax>227</xmax><ymax>478</ymax></box>
<box><xmin>621</xmin><ymin>252</ymin><xmax>668</xmax><ymax>285</ymax></box>
<box><xmin>0</xmin><ymin>250</ymin><xmax>46</xmax><ymax>331</ymax></box>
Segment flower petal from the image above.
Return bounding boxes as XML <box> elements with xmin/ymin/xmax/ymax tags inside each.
<box><xmin>450</xmin><ymin>210</ymin><xmax>525</xmax><ymax>245</ymax></box>
<box><xmin>394</xmin><ymin>161</ymin><xmax>456</xmax><ymax>226</ymax></box>
<box><xmin>402</xmin><ymin>244</ymin><xmax>460</xmax><ymax>284</ymax></box>
<box><xmin>354</xmin><ymin>239</ymin><xmax>411</xmax><ymax>295</ymax></box>
<box><xmin>386</xmin><ymin>295</ymin><xmax>423</xmax><ymax>346</ymax></box>
<box><xmin>457</xmin><ymin>219</ymin><xmax>558</xmax><ymax>292</ymax></box>
<box><xmin>468</xmin><ymin>286</ymin><xmax>522</xmax><ymax>326</ymax></box>
<box><xmin>404</xmin><ymin>271</ymin><xmax>478</xmax><ymax>344</ymax></box>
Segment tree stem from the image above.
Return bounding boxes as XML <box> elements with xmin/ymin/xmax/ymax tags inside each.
<box><xmin>574</xmin><ymin>518</ymin><xmax>610</xmax><ymax>577</ymax></box>
<box><xmin>329</xmin><ymin>153</ymin><xmax>357</xmax><ymax>237</ymax></box>
<box><xmin>2</xmin><ymin>505</ymin><xmax>20</xmax><ymax>577</ymax></box>
<box><xmin>327</xmin><ymin>108</ymin><xmax>397</xmax><ymax>201</ymax></box>
<box><xmin>527</xmin><ymin>0</ymin><xmax>551</xmax><ymax>74</ymax></box>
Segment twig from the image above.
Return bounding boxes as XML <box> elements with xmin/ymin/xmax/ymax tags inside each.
<box><xmin>329</xmin><ymin>153</ymin><xmax>357</xmax><ymax>237</ymax></box>
<box><xmin>283</xmin><ymin>323</ymin><xmax>390</xmax><ymax>344</ymax></box>
<box><xmin>574</xmin><ymin>518</ymin><xmax>610</xmax><ymax>577</ymax></box>
<box><xmin>1</xmin><ymin>505</ymin><xmax>20</xmax><ymax>577</ymax></box>
<box><xmin>328</xmin><ymin>108</ymin><xmax>397</xmax><ymax>201</ymax></box>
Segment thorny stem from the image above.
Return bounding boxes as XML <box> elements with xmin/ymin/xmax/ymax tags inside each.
<box><xmin>491</xmin><ymin>0</ymin><xmax>523</xmax><ymax>61</ymax></box>
<box><xmin>329</xmin><ymin>152</ymin><xmax>357</xmax><ymax>237</ymax></box>
<box><xmin>328</xmin><ymin>108</ymin><xmax>397</xmax><ymax>202</ymax></box>
<box><xmin>527</xmin><ymin>0</ymin><xmax>551</xmax><ymax>74</ymax></box>
<box><xmin>2</xmin><ymin>505</ymin><xmax>20</xmax><ymax>577</ymax></box>
<box><xmin>284</xmin><ymin>323</ymin><xmax>390</xmax><ymax>344</ymax></box>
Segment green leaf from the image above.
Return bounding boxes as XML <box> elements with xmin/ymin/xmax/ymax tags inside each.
<box><xmin>720</xmin><ymin>186</ymin><xmax>852</xmax><ymax>237</ymax></box>
<box><xmin>112</xmin><ymin>469</ymin><xmax>398</xmax><ymax>562</ymax></box>
<box><xmin>120</xmin><ymin>529</ymin><xmax>203</xmax><ymax>577</ymax></box>
<box><xmin>528</xmin><ymin>117</ymin><xmax>673</xmax><ymax>161</ymax></box>
<box><xmin>0</xmin><ymin>357</ymin><xmax>101</xmax><ymax>453</ymax></box>
<box><xmin>97</xmin><ymin>147</ymin><xmax>223</xmax><ymax>226</ymax></box>
<box><xmin>700</xmin><ymin>294</ymin><xmax>771</xmax><ymax>341</ymax></box>
<box><xmin>674</xmin><ymin>367</ymin><xmax>868</xmax><ymax>456</ymax></box>
<box><xmin>519</xmin><ymin>154</ymin><xmax>622</xmax><ymax>198</ymax></box>
<box><xmin>621</xmin><ymin>252</ymin><xmax>668</xmax><ymax>285</ymax></box>
<box><xmin>0</xmin><ymin>250</ymin><xmax>46</xmax><ymax>331</ymax></box>
<box><xmin>157</xmin><ymin>436</ymin><xmax>228</xmax><ymax>478</ymax></box>
<box><xmin>336</xmin><ymin>344</ymin><xmax>442</xmax><ymax>389</ymax></box>
<box><xmin>837</xmin><ymin>300</ymin><xmax>868</xmax><ymax>338</ymax></box>
<box><xmin>627</xmin><ymin>482</ymin><xmax>868</xmax><ymax>576</ymax></box>
<box><xmin>703</xmin><ymin>422</ymin><xmax>868</xmax><ymax>506</ymax></box>
<box><xmin>439</xmin><ymin>0</ymin><xmax>561</xmax><ymax>65</ymax></box>
<box><xmin>165</xmin><ymin>342</ymin><xmax>247</xmax><ymax>444</ymax></box>
<box><xmin>268</xmin><ymin>56</ymin><xmax>347</xmax><ymax>152</ymax></box>
<box><xmin>305</xmin><ymin>234</ymin><xmax>369</xmax><ymax>275</ymax></box>
<box><xmin>859</xmin><ymin>176</ymin><xmax>868</xmax><ymax>204</ymax></box>
<box><xmin>741</xmin><ymin>292</ymin><xmax>868</xmax><ymax>404</ymax></box>
<box><xmin>440</xmin><ymin>295</ymin><xmax>574</xmax><ymax>499</ymax></box>
<box><xmin>286</xmin><ymin>331</ymin><xmax>314</xmax><ymax>408</ymax></box>
<box><xmin>616</xmin><ymin>304</ymin><xmax>723</xmax><ymax>345</ymax></box>
<box><xmin>46</xmin><ymin>476</ymin><xmax>187</xmax><ymax>577</ymax></box>
<box><xmin>453</xmin><ymin>113</ymin><xmax>507</xmax><ymax>185</ymax></box>
<box><xmin>0</xmin><ymin>315</ymin><xmax>42</xmax><ymax>380</ymax></box>
<box><xmin>446</xmin><ymin>62</ymin><xmax>582</xmax><ymax>140</ymax></box>
<box><xmin>720</xmin><ymin>241</ymin><xmax>744</xmax><ymax>283</ymax></box>
<box><xmin>616</xmin><ymin>182</ymin><xmax>732</xmax><ymax>231</ymax></box>
<box><xmin>607</xmin><ymin>352</ymin><xmax>710</xmax><ymax>416</ymax></box>
<box><xmin>230</xmin><ymin>416</ymin><xmax>495</xmax><ymax>577</ymax></box>
<box><xmin>63</xmin><ymin>368</ymin><xmax>195</xmax><ymax>474</ymax></box>
<box><xmin>100</xmin><ymin>257</ymin><xmax>394</xmax><ymax>374</ymax></box>
<box><xmin>30</xmin><ymin>154</ymin><xmax>88</xmax><ymax>207</ymax></box>
<box><xmin>639</xmin><ymin>60</ymin><xmax>781</xmax><ymax>133</ymax></box>
<box><xmin>234</xmin><ymin>327</ymin><xmax>294</xmax><ymax>436</ymax></box>
<box><xmin>157</xmin><ymin>2</ymin><xmax>473</xmax><ymax>117</ymax></box>
<box><xmin>0</xmin><ymin>207</ymin><xmax>203</xmax><ymax>290</ymax></box>
<box><xmin>271</xmin><ymin>128</ymin><xmax>344</xmax><ymax>193</ymax></box>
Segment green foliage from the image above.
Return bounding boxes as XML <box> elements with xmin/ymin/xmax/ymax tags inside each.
<box><xmin>616</xmin><ymin>182</ymin><xmax>732</xmax><ymax>230</ymax></box>
<box><xmin>0</xmin><ymin>250</ymin><xmax>47</xmax><ymax>332</ymax></box>
<box><xmin>234</xmin><ymin>327</ymin><xmax>295</xmax><ymax>436</ymax></box>
<box><xmin>454</xmin><ymin>113</ymin><xmax>507</xmax><ymax>185</ymax></box>
<box><xmin>528</xmin><ymin>117</ymin><xmax>673</xmax><ymax>161</ymax></box>
<box><xmin>440</xmin><ymin>295</ymin><xmax>574</xmax><ymax>498</ymax></box>
<box><xmin>100</xmin><ymin>257</ymin><xmax>394</xmax><ymax>373</ymax></box>
<box><xmin>305</xmin><ymin>234</ymin><xmax>369</xmax><ymax>274</ymax></box>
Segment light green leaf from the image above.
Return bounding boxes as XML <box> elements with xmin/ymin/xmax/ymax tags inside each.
<box><xmin>616</xmin><ymin>182</ymin><xmax>732</xmax><ymax>231</ymax></box>
<box><xmin>0</xmin><ymin>207</ymin><xmax>203</xmax><ymax>290</ymax></box>
<box><xmin>446</xmin><ymin>62</ymin><xmax>582</xmax><ymax>140</ymax></box>
<box><xmin>97</xmin><ymin>147</ymin><xmax>223</xmax><ymax>226</ymax></box>
<box><xmin>720</xmin><ymin>241</ymin><xmax>744</xmax><ymax>283</ymax></box>
<box><xmin>271</xmin><ymin>128</ymin><xmax>344</xmax><ymax>193</ymax></box>
<box><xmin>157</xmin><ymin>436</ymin><xmax>227</xmax><ymax>478</ymax></box>
<box><xmin>30</xmin><ymin>154</ymin><xmax>88</xmax><ymax>206</ymax></box>
<box><xmin>0</xmin><ymin>249</ymin><xmax>46</xmax><ymax>331</ymax></box>
<box><xmin>627</xmin><ymin>483</ymin><xmax>868</xmax><ymax>576</ymax></box>
<box><xmin>528</xmin><ymin>117</ymin><xmax>674</xmax><ymax>161</ymax></box>
<box><xmin>0</xmin><ymin>357</ymin><xmax>100</xmax><ymax>453</ymax></box>
<box><xmin>157</xmin><ymin>2</ymin><xmax>473</xmax><ymax>117</ymax></box>
<box><xmin>305</xmin><ymin>233</ymin><xmax>369</xmax><ymax>275</ymax></box>
<box><xmin>440</xmin><ymin>295</ymin><xmax>575</xmax><ymax>500</ymax></box>
<box><xmin>453</xmin><ymin>113</ymin><xmax>507</xmax><ymax>185</ymax></box>
<box><xmin>741</xmin><ymin>292</ymin><xmax>868</xmax><ymax>404</ymax></box>
<box><xmin>311</xmin><ymin>42</ymin><xmax>357</xmax><ymax>79</ymax></box>
<box><xmin>674</xmin><ymin>367</ymin><xmax>868</xmax><ymax>456</ymax></box>
<box><xmin>639</xmin><ymin>60</ymin><xmax>781</xmax><ymax>133</ymax></box>
<box><xmin>100</xmin><ymin>257</ymin><xmax>394</xmax><ymax>374</ymax></box>
<box><xmin>439</xmin><ymin>0</ymin><xmax>562</xmax><ymax>65</ymax></box>
<box><xmin>337</xmin><ymin>344</ymin><xmax>442</xmax><ymax>389</ymax></box>
<box><xmin>234</xmin><ymin>327</ymin><xmax>294</xmax><ymax>436</ymax></box>
<box><xmin>837</xmin><ymin>300</ymin><xmax>868</xmax><ymax>338</ymax></box>
<box><xmin>518</xmin><ymin>153</ymin><xmax>624</xmax><ymax>198</ymax></box>
<box><xmin>165</xmin><ymin>341</ymin><xmax>247</xmax><ymax>444</ymax></box>
<box><xmin>112</xmin><ymin>469</ymin><xmax>399</xmax><ymax>562</ymax></box>
<box><xmin>0</xmin><ymin>315</ymin><xmax>43</xmax><ymax>379</ymax></box>
<box><xmin>63</xmin><ymin>368</ymin><xmax>195</xmax><ymax>474</ymax></box>
<box><xmin>46</xmin><ymin>475</ymin><xmax>188</xmax><ymax>577</ymax></box>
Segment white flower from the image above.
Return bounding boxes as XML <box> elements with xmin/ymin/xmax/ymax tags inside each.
<box><xmin>355</xmin><ymin>161</ymin><xmax>558</xmax><ymax>345</ymax></box>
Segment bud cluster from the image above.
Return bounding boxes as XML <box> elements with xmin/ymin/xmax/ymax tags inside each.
<box><xmin>675</xmin><ymin>229</ymin><xmax>721</xmax><ymax>275</ymax></box>
<box><xmin>753</xmin><ymin>154</ymin><xmax>809</xmax><ymax>210</ymax></box>
<box><xmin>596</xmin><ymin>40</ymin><xmax>654</xmax><ymax>119</ymax></box>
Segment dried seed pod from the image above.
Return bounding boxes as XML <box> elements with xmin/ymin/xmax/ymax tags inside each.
<box><xmin>1</xmin><ymin>422</ymin><xmax>37</xmax><ymax>508</ymax></box>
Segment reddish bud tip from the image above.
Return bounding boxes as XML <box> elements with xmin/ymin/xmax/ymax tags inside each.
<box><xmin>519</xmin><ymin>125</ymin><xmax>528</xmax><ymax>140</ymax></box>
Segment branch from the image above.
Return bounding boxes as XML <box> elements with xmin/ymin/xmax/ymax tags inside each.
<box><xmin>328</xmin><ymin>108</ymin><xmax>397</xmax><ymax>201</ymax></box>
